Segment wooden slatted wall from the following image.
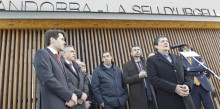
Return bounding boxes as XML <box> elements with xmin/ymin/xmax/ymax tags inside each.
<box><xmin>0</xmin><ymin>28</ymin><xmax>220</xmax><ymax>109</ymax></box>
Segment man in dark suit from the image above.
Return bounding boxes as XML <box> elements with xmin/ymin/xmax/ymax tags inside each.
<box><xmin>34</xmin><ymin>30</ymin><xmax>77</xmax><ymax>109</ymax></box>
<box><xmin>123</xmin><ymin>45</ymin><xmax>157</xmax><ymax>109</ymax></box>
<box><xmin>147</xmin><ymin>35</ymin><xmax>195</xmax><ymax>109</ymax></box>
<box><xmin>61</xmin><ymin>45</ymin><xmax>89</xmax><ymax>109</ymax></box>
<box><xmin>181</xmin><ymin>44</ymin><xmax>214</xmax><ymax>109</ymax></box>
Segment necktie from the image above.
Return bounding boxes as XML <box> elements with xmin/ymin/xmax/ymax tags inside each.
<box><xmin>188</xmin><ymin>57</ymin><xmax>200</xmax><ymax>86</ymax></box>
<box><xmin>137</xmin><ymin>61</ymin><xmax>153</xmax><ymax>101</ymax></box>
<box><xmin>55</xmin><ymin>54</ymin><xmax>63</xmax><ymax>68</ymax></box>
<box><xmin>137</xmin><ymin>62</ymin><xmax>145</xmax><ymax>86</ymax></box>
<box><xmin>188</xmin><ymin>57</ymin><xmax>192</xmax><ymax>65</ymax></box>
<box><xmin>69</xmin><ymin>63</ymin><xmax>73</xmax><ymax>67</ymax></box>
<box><xmin>69</xmin><ymin>63</ymin><xmax>77</xmax><ymax>74</ymax></box>
<box><xmin>164</xmin><ymin>54</ymin><xmax>172</xmax><ymax>63</ymax></box>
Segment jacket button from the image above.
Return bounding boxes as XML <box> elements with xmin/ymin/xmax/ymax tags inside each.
<box><xmin>174</xmin><ymin>70</ymin><xmax>177</xmax><ymax>72</ymax></box>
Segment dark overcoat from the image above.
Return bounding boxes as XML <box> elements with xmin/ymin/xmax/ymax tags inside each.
<box><xmin>147</xmin><ymin>52</ymin><xmax>195</xmax><ymax>109</ymax></box>
<box><xmin>61</xmin><ymin>57</ymin><xmax>89</xmax><ymax>109</ymax></box>
<box><xmin>123</xmin><ymin>58</ymin><xmax>158</xmax><ymax>109</ymax></box>
<box><xmin>34</xmin><ymin>48</ymin><xmax>74</xmax><ymax>109</ymax></box>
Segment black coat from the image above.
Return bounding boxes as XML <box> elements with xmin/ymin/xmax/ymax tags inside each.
<box><xmin>91</xmin><ymin>62</ymin><xmax>128</xmax><ymax>107</ymax></box>
<box><xmin>34</xmin><ymin>48</ymin><xmax>74</xmax><ymax>109</ymax></box>
<box><xmin>147</xmin><ymin>52</ymin><xmax>195</xmax><ymax>109</ymax></box>
<box><xmin>61</xmin><ymin>57</ymin><xmax>89</xmax><ymax>109</ymax></box>
<box><xmin>123</xmin><ymin>58</ymin><xmax>157</xmax><ymax>109</ymax></box>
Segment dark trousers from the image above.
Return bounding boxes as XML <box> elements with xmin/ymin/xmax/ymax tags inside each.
<box><xmin>191</xmin><ymin>85</ymin><xmax>214</xmax><ymax>109</ymax></box>
<box><xmin>104</xmin><ymin>105</ymin><xmax>126</xmax><ymax>109</ymax></box>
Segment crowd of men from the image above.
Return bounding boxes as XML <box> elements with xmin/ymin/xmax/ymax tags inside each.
<box><xmin>34</xmin><ymin>30</ymin><xmax>214</xmax><ymax>109</ymax></box>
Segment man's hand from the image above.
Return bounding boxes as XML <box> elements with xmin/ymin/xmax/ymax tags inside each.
<box><xmin>77</xmin><ymin>99</ymin><xmax>84</xmax><ymax>104</ymax></box>
<box><xmin>71</xmin><ymin>93</ymin><xmax>78</xmax><ymax>104</ymax></box>
<box><xmin>101</xmin><ymin>103</ymin><xmax>104</xmax><ymax>108</ymax></box>
<box><xmin>175</xmin><ymin>85</ymin><xmax>190</xmax><ymax>97</ymax></box>
<box><xmin>81</xmin><ymin>93</ymin><xmax>88</xmax><ymax>101</ymax></box>
<box><xmin>65</xmin><ymin>99</ymin><xmax>76</xmax><ymax>107</ymax></box>
<box><xmin>85</xmin><ymin>101</ymin><xmax>91</xmax><ymax>109</ymax></box>
<box><xmin>139</xmin><ymin>70</ymin><xmax>146</xmax><ymax>78</ymax></box>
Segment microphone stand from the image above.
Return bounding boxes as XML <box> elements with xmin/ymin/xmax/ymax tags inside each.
<box><xmin>191</xmin><ymin>56</ymin><xmax>220</xmax><ymax>80</ymax></box>
<box><xmin>189</xmin><ymin>56</ymin><xmax>220</xmax><ymax>109</ymax></box>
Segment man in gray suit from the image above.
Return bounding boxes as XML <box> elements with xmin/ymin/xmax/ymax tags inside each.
<box><xmin>34</xmin><ymin>30</ymin><xmax>77</xmax><ymax>109</ymax></box>
<box><xmin>61</xmin><ymin>45</ymin><xmax>89</xmax><ymax>109</ymax></box>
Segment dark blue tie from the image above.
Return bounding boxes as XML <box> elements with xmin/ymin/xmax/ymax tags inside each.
<box><xmin>164</xmin><ymin>54</ymin><xmax>172</xmax><ymax>63</ymax></box>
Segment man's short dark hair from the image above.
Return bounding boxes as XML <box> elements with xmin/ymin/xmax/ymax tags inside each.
<box><xmin>153</xmin><ymin>35</ymin><xmax>168</xmax><ymax>51</ymax></box>
<box><xmin>130</xmin><ymin>45</ymin><xmax>140</xmax><ymax>52</ymax></box>
<box><xmin>44</xmin><ymin>30</ymin><xmax>66</xmax><ymax>46</ymax></box>
<box><xmin>102</xmin><ymin>51</ymin><xmax>112</xmax><ymax>57</ymax></box>
<box><xmin>154</xmin><ymin>35</ymin><xmax>168</xmax><ymax>46</ymax></box>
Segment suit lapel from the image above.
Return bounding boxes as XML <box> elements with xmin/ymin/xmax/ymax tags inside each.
<box><xmin>183</xmin><ymin>57</ymin><xmax>192</xmax><ymax>67</ymax></box>
<box><xmin>63</xmin><ymin>60</ymin><xmax>80</xmax><ymax>80</ymax></box>
<box><xmin>156</xmin><ymin>52</ymin><xmax>173</xmax><ymax>66</ymax></box>
<box><xmin>46</xmin><ymin>48</ymin><xmax>64</xmax><ymax>71</ymax></box>
<box><xmin>46</xmin><ymin>48</ymin><xmax>69</xmax><ymax>80</ymax></box>
<box><xmin>72</xmin><ymin>62</ymin><xmax>80</xmax><ymax>79</ymax></box>
<box><xmin>170</xmin><ymin>54</ymin><xmax>179</xmax><ymax>69</ymax></box>
<box><xmin>131</xmin><ymin>58</ymin><xmax>146</xmax><ymax>73</ymax></box>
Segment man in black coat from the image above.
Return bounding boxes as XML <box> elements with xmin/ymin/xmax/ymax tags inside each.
<box><xmin>34</xmin><ymin>30</ymin><xmax>77</xmax><ymax>109</ymax></box>
<box><xmin>147</xmin><ymin>35</ymin><xmax>195</xmax><ymax>109</ymax></box>
<box><xmin>61</xmin><ymin>45</ymin><xmax>89</xmax><ymax>109</ymax></box>
<box><xmin>123</xmin><ymin>45</ymin><xmax>157</xmax><ymax>109</ymax></box>
<box><xmin>92</xmin><ymin>51</ymin><xmax>128</xmax><ymax>109</ymax></box>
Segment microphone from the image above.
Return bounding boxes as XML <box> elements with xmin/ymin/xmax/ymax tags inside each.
<box><xmin>170</xmin><ymin>44</ymin><xmax>187</xmax><ymax>49</ymax></box>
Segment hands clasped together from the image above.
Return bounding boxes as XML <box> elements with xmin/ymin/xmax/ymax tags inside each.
<box><xmin>65</xmin><ymin>93</ymin><xmax>88</xmax><ymax>107</ymax></box>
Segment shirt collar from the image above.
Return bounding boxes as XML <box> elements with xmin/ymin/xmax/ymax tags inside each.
<box><xmin>134</xmin><ymin>59</ymin><xmax>141</xmax><ymax>63</ymax></box>
<box><xmin>159</xmin><ymin>52</ymin><xmax>170</xmax><ymax>57</ymax></box>
<box><xmin>65</xmin><ymin>60</ymin><xmax>72</xmax><ymax>64</ymax></box>
<box><xmin>103</xmin><ymin>63</ymin><xmax>112</xmax><ymax>69</ymax></box>
<box><xmin>47</xmin><ymin>47</ymin><xmax>58</xmax><ymax>54</ymax></box>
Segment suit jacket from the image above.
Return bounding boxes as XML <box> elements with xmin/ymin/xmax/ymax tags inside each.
<box><xmin>33</xmin><ymin>48</ymin><xmax>74</xmax><ymax>109</ymax></box>
<box><xmin>61</xmin><ymin>57</ymin><xmax>89</xmax><ymax>109</ymax></box>
<box><xmin>147</xmin><ymin>52</ymin><xmax>195</xmax><ymax>109</ymax></box>
<box><xmin>123</xmin><ymin>57</ymin><xmax>158</xmax><ymax>109</ymax></box>
<box><xmin>182</xmin><ymin>56</ymin><xmax>212</xmax><ymax>91</ymax></box>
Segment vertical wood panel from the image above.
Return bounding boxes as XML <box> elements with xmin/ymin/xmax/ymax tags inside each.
<box><xmin>27</xmin><ymin>29</ymin><xmax>32</xmax><ymax>109</ymax></box>
<box><xmin>17</xmin><ymin>30</ymin><xmax>24</xmax><ymax>109</ymax></box>
<box><xmin>7</xmin><ymin>29</ymin><xmax>15</xmax><ymax>109</ymax></box>
<box><xmin>13</xmin><ymin>29</ymin><xmax>20</xmax><ymax>109</ymax></box>
<box><xmin>0</xmin><ymin>28</ymin><xmax>220</xmax><ymax>109</ymax></box>
<box><xmin>2</xmin><ymin>29</ymin><xmax>11</xmax><ymax>109</ymax></box>
<box><xmin>32</xmin><ymin>29</ymin><xmax>37</xmax><ymax>109</ymax></box>
<box><xmin>91</xmin><ymin>29</ymin><xmax>97</xmax><ymax>70</ymax></box>
<box><xmin>22</xmin><ymin>29</ymin><xmax>28</xmax><ymax>109</ymax></box>
<box><xmin>0</xmin><ymin>29</ymin><xmax>6</xmax><ymax>109</ymax></box>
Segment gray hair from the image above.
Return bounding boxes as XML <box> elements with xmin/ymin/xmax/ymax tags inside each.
<box><xmin>60</xmin><ymin>45</ymin><xmax>74</xmax><ymax>56</ymax></box>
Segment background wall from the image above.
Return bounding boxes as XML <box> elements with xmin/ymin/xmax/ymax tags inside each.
<box><xmin>0</xmin><ymin>28</ymin><xmax>220</xmax><ymax>109</ymax></box>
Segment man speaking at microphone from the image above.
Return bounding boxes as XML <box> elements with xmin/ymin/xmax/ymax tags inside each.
<box><xmin>181</xmin><ymin>44</ymin><xmax>214</xmax><ymax>109</ymax></box>
<box><xmin>147</xmin><ymin>35</ymin><xmax>195</xmax><ymax>109</ymax></box>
